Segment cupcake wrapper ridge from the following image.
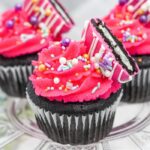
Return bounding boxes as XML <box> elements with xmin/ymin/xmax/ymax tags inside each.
<box><xmin>27</xmin><ymin>90</ymin><xmax>122</xmax><ymax>145</ymax></box>
<box><xmin>0</xmin><ymin>65</ymin><xmax>33</xmax><ymax>97</ymax></box>
<box><xmin>122</xmin><ymin>67</ymin><xmax>150</xmax><ymax>103</ymax></box>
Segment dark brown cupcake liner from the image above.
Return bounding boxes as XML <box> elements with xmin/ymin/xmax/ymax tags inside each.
<box><xmin>122</xmin><ymin>67</ymin><xmax>150</xmax><ymax>103</ymax></box>
<box><xmin>0</xmin><ymin>65</ymin><xmax>33</xmax><ymax>97</ymax></box>
<box><xmin>27</xmin><ymin>88</ymin><xmax>122</xmax><ymax>145</ymax></box>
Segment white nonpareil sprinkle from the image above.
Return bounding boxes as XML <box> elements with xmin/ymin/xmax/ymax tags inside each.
<box><xmin>72</xmin><ymin>58</ymin><xmax>79</xmax><ymax>65</ymax></box>
<box><xmin>51</xmin><ymin>54</ymin><xmax>55</xmax><ymax>58</ymax></box>
<box><xmin>59</xmin><ymin>57</ymin><xmax>67</xmax><ymax>65</ymax></box>
<box><xmin>54</xmin><ymin>77</ymin><xmax>60</xmax><ymax>84</ymax></box>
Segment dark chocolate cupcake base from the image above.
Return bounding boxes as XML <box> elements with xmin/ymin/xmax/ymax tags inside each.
<box><xmin>0</xmin><ymin>53</ymin><xmax>37</xmax><ymax>97</ymax></box>
<box><xmin>122</xmin><ymin>55</ymin><xmax>150</xmax><ymax>103</ymax></box>
<box><xmin>27</xmin><ymin>82</ymin><xmax>122</xmax><ymax>145</ymax></box>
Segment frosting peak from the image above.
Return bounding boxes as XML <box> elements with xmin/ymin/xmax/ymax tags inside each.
<box><xmin>30</xmin><ymin>41</ymin><xmax>121</xmax><ymax>103</ymax></box>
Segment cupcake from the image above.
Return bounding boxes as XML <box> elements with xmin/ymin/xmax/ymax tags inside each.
<box><xmin>27</xmin><ymin>18</ymin><xmax>138</xmax><ymax>145</ymax></box>
<box><xmin>0</xmin><ymin>0</ymin><xmax>74</xmax><ymax>97</ymax></box>
<box><xmin>103</xmin><ymin>0</ymin><xmax>150</xmax><ymax>102</ymax></box>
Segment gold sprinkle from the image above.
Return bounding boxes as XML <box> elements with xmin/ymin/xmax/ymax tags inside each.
<box><xmin>83</xmin><ymin>54</ymin><xmax>89</xmax><ymax>59</ymax></box>
<box><xmin>38</xmin><ymin>64</ymin><xmax>46</xmax><ymax>72</ymax></box>
<box><xmin>34</xmin><ymin>6</ymin><xmax>40</xmax><ymax>12</ymax></box>
<box><xmin>45</xmin><ymin>9</ymin><xmax>51</xmax><ymax>16</ymax></box>
<box><xmin>32</xmin><ymin>0</ymin><xmax>39</xmax><ymax>4</ymax></box>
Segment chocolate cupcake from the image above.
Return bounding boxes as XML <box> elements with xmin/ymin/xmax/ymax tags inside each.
<box><xmin>0</xmin><ymin>0</ymin><xmax>74</xmax><ymax>97</ymax></box>
<box><xmin>103</xmin><ymin>0</ymin><xmax>150</xmax><ymax>102</ymax></box>
<box><xmin>27</xmin><ymin>18</ymin><xmax>138</xmax><ymax>145</ymax></box>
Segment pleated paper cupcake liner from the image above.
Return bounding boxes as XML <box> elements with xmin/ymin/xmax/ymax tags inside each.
<box><xmin>0</xmin><ymin>65</ymin><xmax>33</xmax><ymax>98</ymax></box>
<box><xmin>122</xmin><ymin>67</ymin><xmax>150</xmax><ymax>103</ymax></box>
<box><xmin>27</xmin><ymin>90</ymin><xmax>122</xmax><ymax>145</ymax></box>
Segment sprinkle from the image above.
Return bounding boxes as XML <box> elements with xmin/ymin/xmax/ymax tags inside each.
<box><xmin>51</xmin><ymin>67</ymin><xmax>54</xmax><ymax>71</ymax></box>
<box><xmin>57</xmin><ymin>65</ymin><xmax>70</xmax><ymax>71</ymax></box>
<box><xmin>45</xmin><ymin>87</ymin><xmax>51</xmax><ymax>91</ymax></box>
<box><xmin>62</xmin><ymin>46</ymin><xmax>66</xmax><ymax>50</ymax></box>
<box><xmin>61</xmin><ymin>38</ymin><xmax>71</xmax><ymax>47</ymax></box>
<box><xmin>127</xmin><ymin>5</ymin><xmax>134</xmax><ymax>12</ymax></box>
<box><xmin>38</xmin><ymin>64</ymin><xmax>46</xmax><ymax>72</ymax></box>
<box><xmin>143</xmin><ymin>33</ymin><xmax>147</xmax><ymax>39</ymax></box>
<box><xmin>32</xmin><ymin>0</ymin><xmax>39</xmax><ymax>3</ymax></box>
<box><xmin>83</xmin><ymin>54</ymin><xmax>89</xmax><ymax>59</ymax></box>
<box><xmin>72</xmin><ymin>58</ymin><xmax>79</xmax><ymax>65</ymax></box>
<box><xmin>51</xmin><ymin>87</ymin><xmax>54</xmax><ymax>90</ymax></box>
<box><xmin>71</xmin><ymin>85</ymin><xmax>79</xmax><ymax>90</ymax></box>
<box><xmin>66</xmin><ymin>82</ymin><xmax>73</xmax><ymax>89</ymax></box>
<box><xmin>104</xmin><ymin>70</ymin><xmax>112</xmax><ymax>77</ymax></box>
<box><xmin>94</xmin><ymin>63</ymin><xmax>99</xmax><ymax>69</ymax></box>
<box><xmin>92</xmin><ymin>82</ymin><xmax>101</xmax><ymax>94</ymax></box>
<box><xmin>67</xmin><ymin>61</ymin><xmax>73</xmax><ymax>68</ymax></box>
<box><xmin>84</xmin><ymin>64</ymin><xmax>91</xmax><ymax>71</ymax></box>
<box><xmin>40</xmin><ymin>39</ymin><xmax>46</xmax><ymax>44</ymax></box>
<box><xmin>54</xmin><ymin>77</ymin><xmax>60</xmax><ymax>84</ymax></box>
<box><xmin>59</xmin><ymin>86</ymin><xmax>63</xmax><ymax>90</ymax></box>
<box><xmin>34</xmin><ymin>6</ymin><xmax>40</xmax><ymax>12</ymax></box>
<box><xmin>24</xmin><ymin>22</ymin><xmax>32</xmax><ymax>27</ymax></box>
<box><xmin>45</xmin><ymin>9</ymin><xmax>51</xmax><ymax>16</ymax></box>
<box><xmin>51</xmin><ymin>54</ymin><xmax>55</xmax><ymax>58</ymax></box>
<box><xmin>59</xmin><ymin>57</ymin><xmax>67</xmax><ymax>65</ymax></box>
<box><xmin>45</xmin><ymin>63</ymin><xmax>51</xmax><ymax>68</ymax></box>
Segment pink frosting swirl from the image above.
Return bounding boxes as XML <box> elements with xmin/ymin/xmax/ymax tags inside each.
<box><xmin>104</xmin><ymin>15</ymin><xmax>150</xmax><ymax>55</ymax></box>
<box><xmin>30</xmin><ymin>41</ymin><xmax>121</xmax><ymax>103</ymax></box>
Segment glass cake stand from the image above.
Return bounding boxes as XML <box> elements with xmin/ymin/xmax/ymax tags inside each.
<box><xmin>6</xmin><ymin>98</ymin><xmax>150</xmax><ymax>150</ymax></box>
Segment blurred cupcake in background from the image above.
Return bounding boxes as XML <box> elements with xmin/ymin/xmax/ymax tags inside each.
<box><xmin>27</xmin><ymin>18</ymin><xmax>139</xmax><ymax>145</ymax></box>
<box><xmin>0</xmin><ymin>0</ymin><xmax>74</xmax><ymax>97</ymax></box>
<box><xmin>103</xmin><ymin>0</ymin><xmax>150</xmax><ymax>102</ymax></box>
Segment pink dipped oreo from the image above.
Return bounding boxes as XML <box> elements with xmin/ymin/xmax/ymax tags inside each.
<box><xmin>24</xmin><ymin>0</ymin><xmax>74</xmax><ymax>38</ymax></box>
<box><xmin>82</xmin><ymin>18</ymin><xmax>139</xmax><ymax>83</ymax></box>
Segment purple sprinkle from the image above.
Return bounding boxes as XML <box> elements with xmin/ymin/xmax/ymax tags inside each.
<box><xmin>15</xmin><ymin>3</ymin><xmax>22</xmax><ymax>11</ymax></box>
<box><xmin>61</xmin><ymin>38</ymin><xmax>71</xmax><ymax>47</ymax></box>
<box><xmin>6</xmin><ymin>20</ymin><xmax>14</xmax><ymax>29</ymax></box>
<box><xmin>119</xmin><ymin>0</ymin><xmax>128</xmax><ymax>6</ymax></box>
<box><xmin>139</xmin><ymin>15</ymin><xmax>148</xmax><ymax>24</ymax></box>
<box><xmin>29</xmin><ymin>16</ymin><xmax>38</xmax><ymax>26</ymax></box>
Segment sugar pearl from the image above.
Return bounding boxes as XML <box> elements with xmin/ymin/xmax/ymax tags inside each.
<box><xmin>38</xmin><ymin>64</ymin><xmax>46</xmax><ymax>72</ymax></box>
<box><xmin>72</xmin><ymin>58</ymin><xmax>78</xmax><ymax>65</ymax></box>
<box><xmin>105</xmin><ymin>70</ymin><xmax>111</xmax><ymax>77</ymax></box>
<box><xmin>59</xmin><ymin>57</ymin><xmax>67</xmax><ymax>64</ymax></box>
<box><xmin>54</xmin><ymin>77</ymin><xmax>60</xmax><ymax>84</ymax></box>
<box><xmin>127</xmin><ymin>5</ymin><xmax>134</xmax><ymax>12</ymax></box>
<box><xmin>50</xmin><ymin>87</ymin><xmax>54</xmax><ymax>90</ymax></box>
<box><xmin>94</xmin><ymin>63</ymin><xmax>99</xmax><ymax>69</ymax></box>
